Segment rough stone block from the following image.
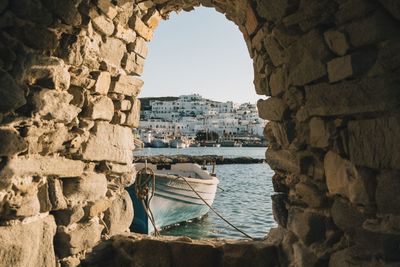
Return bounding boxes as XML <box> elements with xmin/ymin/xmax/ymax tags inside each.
<box><xmin>327</xmin><ymin>55</ymin><xmax>353</xmax><ymax>83</ymax></box>
<box><xmin>269</xmin><ymin>66</ymin><xmax>288</xmax><ymax>96</ymax></box>
<box><xmin>111</xmin><ymin>111</ymin><xmax>127</xmax><ymax>124</ymax></box>
<box><xmin>283</xmin><ymin>86</ymin><xmax>304</xmax><ymax>110</ymax></box>
<box><xmin>324</xmin><ymin>30</ymin><xmax>349</xmax><ymax>56</ymax></box>
<box><xmin>142</xmin><ymin>8</ymin><xmax>161</xmax><ymax>29</ymax></box>
<box><xmin>25</xmin><ymin>56</ymin><xmax>71</xmax><ymax>91</ymax></box>
<box><xmin>0</xmin><ymin>68</ymin><xmax>26</xmax><ymax>113</ymax></box>
<box><xmin>42</xmin><ymin>0</ymin><xmax>82</xmax><ymax>26</ymax></box>
<box><xmin>99</xmin><ymin>37</ymin><xmax>126</xmax><ymax>67</ymax></box>
<box><xmin>0</xmin><ymin>215</ymin><xmax>56</xmax><ymax>267</ymax></box>
<box><xmin>115</xmin><ymin>24</ymin><xmax>136</xmax><ymax>43</ymax></box>
<box><xmin>257</xmin><ymin>98</ymin><xmax>289</xmax><ymax>121</ymax></box>
<box><xmin>97</xmin><ymin>0</ymin><xmax>118</xmax><ymax>19</ymax></box>
<box><xmin>53</xmin><ymin>206</ymin><xmax>85</xmax><ymax>226</ymax></box>
<box><xmin>264</xmin><ymin>35</ymin><xmax>286</xmax><ymax>67</ymax></box>
<box><xmin>84</xmin><ymin>199</ymin><xmax>112</xmax><ymax>218</ymax></box>
<box><xmin>269</xmin><ymin>121</ymin><xmax>295</xmax><ymax>148</ymax></box>
<box><xmin>345</xmin><ymin>10</ymin><xmax>400</xmax><ymax>47</ymax></box>
<box><xmin>55</xmin><ymin>219</ymin><xmax>104</xmax><ymax>258</ymax></box>
<box><xmin>127</xmin><ymin>37</ymin><xmax>148</xmax><ymax>58</ymax></box>
<box><xmin>245</xmin><ymin>4</ymin><xmax>258</xmax><ymax>35</ymax></box>
<box><xmin>33</xmin><ymin>89</ymin><xmax>81</xmax><ymax>123</ymax></box>
<box><xmin>81</xmin><ymin>122</ymin><xmax>135</xmax><ymax>164</ymax></box>
<box><xmin>324</xmin><ymin>151</ymin><xmax>370</xmax><ymax>205</ymax></box>
<box><xmin>89</xmin><ymin>8</ymin><xmax>114</xmax><ymax>36</ymax></box>
<box><xmin>85</xmin><ymin>95</ymin><xmax>114</xmax><ymax>121</ymax></box>
<box><xmin>0</xmin><ymin>127</ymin><xmax>27</xmax><ymax>157</ymax></box>
<box><xmin>124</xmin><ymin>98</ymin><xmax>141</xmax><ymax>128</ymax></box>
<box><xmin>376</xmin><ymin>171</ymin><xmax>400</xmax><ymax>214</ymax></box>
<box><xmin>378</xmin><ymin>0</ymin><xmax>400</xmax><ymax>20</ymax></box>
<box><xmin>335</xmin><ymin>0</ymin><xmax>377</xmax><ymax>24</ymax></box>
<box><xmin>114</xmin><ymin>99</ymin><xmax>132</xmax><ymax>111</ymax></box>
<box><xmin>272</xmin><ymin>193</ymin><xmax>288</xmax><ymax>227</ymax></box>
<box><xmin>295</xmin><ymin>182</ymin><xmax>324</xmax><ymax>208</ymax></box>
<box><xmin>129</xmin><ymin>15</ymin><xmax>153</xmax><ymax>41</ymax></box>
<box><xmin>0</xmin><ymin>156</ymin><xmax>86</xmax><ymax>184</ymax></box>
<box><xmin>266</xmin><ymin>149</ymin><xmax>300</xmax><ymax>174</ymax></box>
<box><xmin>301</xmin><ymin>74</ymin><xmax>400</xmax><ymax>119</ymax></box>
<box><xmin>63</xmin><ymin>172</ymin><xmax>108</xmax><ymax>204</ymax></box>
<box><xmin>287</xmin><ymin>30</ymin><xmax>330</xmax><ymax>86</ymax></box>
<box><xmin>348</xmin><ymin>116</ymin><xmax>400</xmax><ymax>170</ymax></box>
<box><xmin>48</xmin><ymin>178</ymin><xmax>68</xmax><ymax>210</ymax></box>
<box><xmin>331</xmin><ymin>197</ymin><xmax>367</xmax><ymax>231</ymax></box>
<box><xmin>103</xmin><ymin>191</ymin><xmax>133</xmax><ymax>235</ymax></box>
<box><xmin>38</xmin><ymin>182</ymin><xmax>52</xmax><ymax>213</ymax></box>
<box><xmin>309</xmin><ymin>117</ymin><xmax>332</xmax><ymax>149</ymax></box>
<box><xmin>110</xmin><ymin>75</ymin><xmax>143</xmax><ymax>97</ymax></box>
<box><xmin>256</xmin><ymin>0</ymin><xmax>295</xmax><ymax>21</ymax></box>
<box><xmin>92</xmin><ymin>71</ymin><xmax>111</xmax><ymax>95</ymax></box>
<box><xmin>287</xmin><ymin>208</ymin><xmax>326</xmax><ymax>245</ymax></box>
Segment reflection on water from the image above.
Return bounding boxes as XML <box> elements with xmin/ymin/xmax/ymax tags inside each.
<box><xmin>133</xmin><ymin>147</ymin><xmax>276</xmax><ymax>239</ymax></box>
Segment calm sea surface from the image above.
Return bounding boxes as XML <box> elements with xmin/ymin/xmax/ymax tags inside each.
<box><xmin>133</xmin><ymin>147</ymin><xmax>276</xmax><ymax>239</ymax></box>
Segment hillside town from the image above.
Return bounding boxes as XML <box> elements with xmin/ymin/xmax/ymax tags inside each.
<box><xmin>137</xmin><ymin>94</ymin><xmax>267</xmax><ymax>147</ymax></box>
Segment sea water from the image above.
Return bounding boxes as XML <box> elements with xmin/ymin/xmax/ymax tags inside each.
<box><xmin>134</xmin><ymin>147</ymin><xmax>276</xmax><ymax>239</ymax></box>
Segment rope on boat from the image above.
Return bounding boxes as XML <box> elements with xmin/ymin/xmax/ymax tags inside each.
<box><xmin>135</xmin><ymin>166</ymin><xmax>160</xmax><ymax>236</ymax></box>
<box><xmin>172</xmin><ymin>176</ymin><xmax>255</xmax><ymax>240</ymax></box>
<box><xmin>136</xmin><ymin>166</ymin><xmax>255</xmax><ymax>240</ymax></box>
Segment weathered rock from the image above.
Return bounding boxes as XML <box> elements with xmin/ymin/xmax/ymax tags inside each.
<box><xmin>99</xmin><ymin>37</ymin><xmax>126</xmax><ymax>67</ymax></box>
<box><xmin>97</xmin><ymin>0</ymin><xmax>118</xmax><ymax>19</ymax></box>
<box><xmin>301</xmin><ymin>75</ymin><xmax>400</xmax><ymax>119</ymax></box>
<box><xmin>327</xmin><ymin>55</ymin><xmax>353</xmax><ymax>83</ymax></box>
<box><xmin>88</xmin><ymin>8</ymin><xmax>114</xmax><ymax>36</ymax></box>
<box><xmin>55</xmin><ymin>219</ymin><xmax>104</xmax><ymax>258</ymax></box>
<box><xmin>42</xmin><ymin>0</ymin><xmax>81</xmax><ymax>26</ymax></box>
<box><xmin>115</xmin><ymin>24</ymin><xmax>136</xmax><ymax>43</ymax></box>
<box><xmin>287</xmin><ymin>29</ymin><xmax>331</xmax><ymax>86</ymax></box>
<box><xmin>63</xmin><ymin>172</ymin><xmax>108</xmax><ymax>204</ymax></box>
<box><xmin>264</xmin><ymin>35</ymin><xmax>286</xmax><ymax>67</ymax></box>
<box><xmin>81</xmin><ymin>122</ymin><xmax>135</xmax><ymax>164</ymax></box>
<box><xmin>309</xmin><ymin>117</ymin><xmax>332</xmax><ymax>149</ymax></box>
<box><xmin>0</xmin><ymin>127</ymin><xmax>27</xmax><ymax>156</ymax></box>
<box><xmin>347</xmin><ymin>116</ymin><xmax>400</xmax><ymax>170</ymax></box>
<box><xmin>111</xmin><ymin>111</ymin><xmax>127</xmax><ymax>124</ymax></box>
<box><xmin>272</xmin><ymin>193</ymin><xmax>288</xmax><ymax>227</ymax></box>
<box><xmin>266</xmin><ymin>149</ymin><xmax>300</xmax><ymax>174</ymax></box>
<box><xmin>48</xmin><ymin>178</ymin><xmax>68</xmax><ymax>210</ymax></box>
<box><xmin>142</xmin><ymin>8</ymin><xmax>161</xmax><ymax>29</ymax></box>
<box><xmin>33</xmin><ymin>89</ymin><xmax>81</xmax><ymax>123</ymax></box>
<box><xmin>0</xmin><ymin>68</ymin><xmax>26</xmax><ymax>113</ymax></box>
<box><xmin>284</xmin><ymin>86</ymin><xmax>304</xmax><ymax>110</ymax></box>
<box><xmin>53</xmin><ymin>206</ymin><xmax>85</xmax><ymax>226</ymax></box>
<box><xmin>331</xmin><ymin>197</ymin><xmax>367</xmax><ymax>231</ymax></box>
<box><xmin>85</xmin><ymin>95</ymin><xmax>114</xmax><ymax>121</ymax></box>
<box><xmin>376</xmin><ymin>171</ymin><xmax>400</xmax><ymax>215</ymax></box>
<box><xmin>124</xmin><ymin>98</ymin><xmax>141</xmax><ymax>128</ymax></box>
<box><xmin>324</xmin><ymin>30</ymin><xmax>349</xmax><ymax>56</ymax></box>
<box><xmin>269</xmin><ymin>66</ymin><xmax>288</xmax><ymax>96</ymax></box>
<box><xmin>110</xmin><ymin>75</ymin><xmax>143</xmax><ymax>96</ymax></box>
<box><xmin>287</xmin><ymin>208</ymin><xmax>326</xmax><ymax>245</ymax></box>
<box><xmin>103</xmin><ymin>191</ymin><xmax>133</xmax><ymax>235</ymax></box>
<box><xmin>127</xmin><ymin>37</ymin><xmax>148</xmax><ymax>58</ymax></box>
<box><xmin>84</xmin><ymin>199</ymin><xmax>112</xmax><ymax>218</ymax></box>
<box><xmin>25</xmin><ymin>56</ymin><xmax>71</xmax><ymax>90</ymax></box>
<box><xmin>257</xmin><ymin>98</ymin><xmax>289</xmax><ymax>121</ymax></box>
<box><xmin>295</xmin><ymin>182</ymin><xmax>324</xmax><ymax>208</ymax></box>
<box><xmin>9</xmin><ymin>0</ymin><xmax>53</xmax><ymax>26</ymax></box>
<box><xmin>0</xmin><ymin>156</ymin><xmax>85</xmax><ymax>182</ymax></box>
<box><xmin>114</xmin><ymin>99</ymin><xmax>132</xmax><ymax>111</ymax></box>
<box><xmin>38</xmin><ymin>182</ymin><xmax>52</xmax><ymax>212</ymax></box>
<box><xmin>129</xmin><ymin>15</ymin><xmax>153</xmax><ymax>41</ymax></box>
<box><xmin>335</xmin><ymin>0</ymin><xmax>377</xmax><ymax>24</ymax></box>
<box><xmin>91</xmin><ymin>71</ymin><xmax>111</xmax><ymax>95</ymax></box>
<box><xmin>0</xmin><ymin>215</ymin><xmax>57</xmax><ymax>267</ymax></box>
<box><xmin>344</xmin><ymin>10</ymin><xmax>400</xmax><ymax>47</ymax></box>
<box><xmin>324</xmin><ymin>151</ymin><xmax>370</xmax><ymax>205</ymax></box>
<box><xmin>255</xmin><ymin>0</ymin><xmax>296</xmax><ymax>21</ymax></box>
<box><xmin>378</xmin><ymin>0</ymin><xmax>400</xmax><ymax>20</ymax></box>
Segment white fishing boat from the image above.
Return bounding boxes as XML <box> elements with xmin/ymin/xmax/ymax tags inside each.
<box><xmin>169</xmin><ymin>137</ymin><xmax>190</xmax><ymax>148</ymax></box>
<box><xmin>127</xmin><ymin>163</ymin><xmax>219</xmax><ymax>234</ymax></box>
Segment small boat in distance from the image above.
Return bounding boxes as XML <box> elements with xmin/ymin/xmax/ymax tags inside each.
<box><xmin>127</xmin><ymin>163</ymin><xmax>219</xmax><ymax>234</ymax></box>
<box><xmin>169</xmin><ymin>137</ymin><xmax>190</xmax><ymax>148</ymax></box>
<box><xmin>151</xmin><ymin>138</ymin><xmax>169</xmax><ymax>148</ymax></box>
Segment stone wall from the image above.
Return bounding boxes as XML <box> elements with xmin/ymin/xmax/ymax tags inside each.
<box><xmin>0</xmin><ymin>0</ymin><xmax>399</xmax><ymax>266</ymax></box>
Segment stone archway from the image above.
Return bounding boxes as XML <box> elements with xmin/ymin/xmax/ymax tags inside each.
<box><xmin>1</xmin><ymin>0</ymin><xmax>400</xmax><ymax>266</ymax></box>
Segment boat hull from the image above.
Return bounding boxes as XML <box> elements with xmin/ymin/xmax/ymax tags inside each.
<box><xmin>127</xmin><ymin>164</ymin><xmax>219</xmax><ymax>234</ymax></box>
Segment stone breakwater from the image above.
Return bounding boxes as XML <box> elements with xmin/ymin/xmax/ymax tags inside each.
<box><xmin>0</xmin><ymin>0</ymin><xmax>400</xmax><ymax>266</ymax></box>
<box><xmin>133</xmin><ymin>155</ymin><xmax>265</xmax><ymax>165</ymax></box>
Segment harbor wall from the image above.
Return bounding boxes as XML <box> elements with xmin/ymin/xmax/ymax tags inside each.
<box><xmin>0</xmin><ymin>0</ymin><xmax>399</xmax><ymax>266</ymax></box>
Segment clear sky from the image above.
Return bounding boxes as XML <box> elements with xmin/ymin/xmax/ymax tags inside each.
<box><xmin>140</xmin><ymin>7</ymin><xmax>259</xmax><ymax>103</ymax></box>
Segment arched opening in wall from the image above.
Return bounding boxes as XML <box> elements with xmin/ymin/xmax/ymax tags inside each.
<box><xmin>134</xmin><ymin>6</ymin><xmax>275</xmax><ymax>240</ymax></box>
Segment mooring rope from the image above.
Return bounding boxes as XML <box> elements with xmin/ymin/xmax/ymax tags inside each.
<box><xmin>135</xmin><ymin>166</ymin><xmax>255</xmax><ymax>240</ymax></box>
<box><xmin>135</xmin><ymin>166</ymin><xmax>160</xmax><ymax>236</ymax></box>
<box><xmin>172</xmin><ymin>175</ymin><xmax>255</xmax><ymax>240</ymax></box>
